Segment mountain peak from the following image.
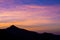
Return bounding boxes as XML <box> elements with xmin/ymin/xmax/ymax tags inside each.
<box><xmin>9</xmin><ymin>25</ymin><xmax>17</xmax><ymax>28</ymax></box>
<box><xmin>10</xmin><ymin>25</ymin><xmax>16</xmax><ymax>27</ymax></box>
<box><xmin>5</xmin><ymin>25</ymin><xmax>29</xmax><ymax>32</ymax></box>
<box><xmin>5</xmin><ymin>25</ymin><xmax>21</xmax><ymax>30</ymax></box>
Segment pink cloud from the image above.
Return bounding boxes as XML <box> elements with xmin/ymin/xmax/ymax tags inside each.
<box><xmin>0</xmin><ymin>5</ymin><xmax>60</xmax><ymax>25</ymax></box>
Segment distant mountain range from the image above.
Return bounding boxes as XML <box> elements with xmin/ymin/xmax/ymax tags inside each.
<box><xmin>0</xmin><ymin>25</ymin><xmax>60</xmax><ymax>40</ymax></box>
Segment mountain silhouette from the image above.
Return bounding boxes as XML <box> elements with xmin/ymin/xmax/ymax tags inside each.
<box><xmin>0</xmin><ymin>25</ymin><xmax>60</xmax><ymax>40</ymax></box>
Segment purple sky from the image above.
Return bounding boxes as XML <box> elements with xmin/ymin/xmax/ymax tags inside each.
<box><xmin>0</xmin><ymin>0</ymin><xmax>60</xmax><ymax>34</ymax></box>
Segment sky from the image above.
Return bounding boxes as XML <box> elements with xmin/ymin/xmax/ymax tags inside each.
<box><xmin>0</xmin><ymin>0</ymin><xmax>60</xmax><ymax>34</ymax></box>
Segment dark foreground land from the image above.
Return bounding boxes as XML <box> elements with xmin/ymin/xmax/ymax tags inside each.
<box><xmin>0</xmin><ymin>25</ymin><xmax>60</xmax><ymax>40</ymax></box>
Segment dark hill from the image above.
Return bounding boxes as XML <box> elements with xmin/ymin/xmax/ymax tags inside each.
<box><xmin>0</xmin><ymin>25</ymin><xmax>60</xmax><ymax>40</ymax></box>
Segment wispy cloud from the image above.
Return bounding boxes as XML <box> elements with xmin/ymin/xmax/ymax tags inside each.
<box><xmin>0</xmin><ymin>5</ymin><xmax>60</xmax><ymax>25</ymax></box>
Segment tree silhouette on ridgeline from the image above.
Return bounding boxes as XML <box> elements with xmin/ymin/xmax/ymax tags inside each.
<box><xmin>0</xmin><ymin>25</ymin><xmax>60</xmax><ymax>40</ymax></box>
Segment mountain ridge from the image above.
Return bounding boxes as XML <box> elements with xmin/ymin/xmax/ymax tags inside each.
<box><xmin>0</xmin><ymin>25</ymin><xmax>60</xmax><ymax>40</ymax></box>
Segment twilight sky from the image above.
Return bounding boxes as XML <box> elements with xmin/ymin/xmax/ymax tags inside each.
<box><xmin>0</xmin><ymin>0</ymin><xmax>60</xmax><ymax>34</ymax></box>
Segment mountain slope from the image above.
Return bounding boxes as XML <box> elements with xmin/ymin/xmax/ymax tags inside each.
<box><xmin>0</xmin><ymin>25</ymin><xmax>60</xmax><ymax>40</ymax></box>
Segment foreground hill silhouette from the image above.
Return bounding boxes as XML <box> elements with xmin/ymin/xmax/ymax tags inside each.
<box><xmin>0</xmin><ymin>25</ymin><xmax>60</xmax><ymax>40</ymax></box>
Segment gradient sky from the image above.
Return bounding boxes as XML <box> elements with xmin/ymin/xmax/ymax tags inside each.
<box><xmin>0</xmin><ymin>0</ymin><xmax>60</xmax><ymax>34</ymax></box>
